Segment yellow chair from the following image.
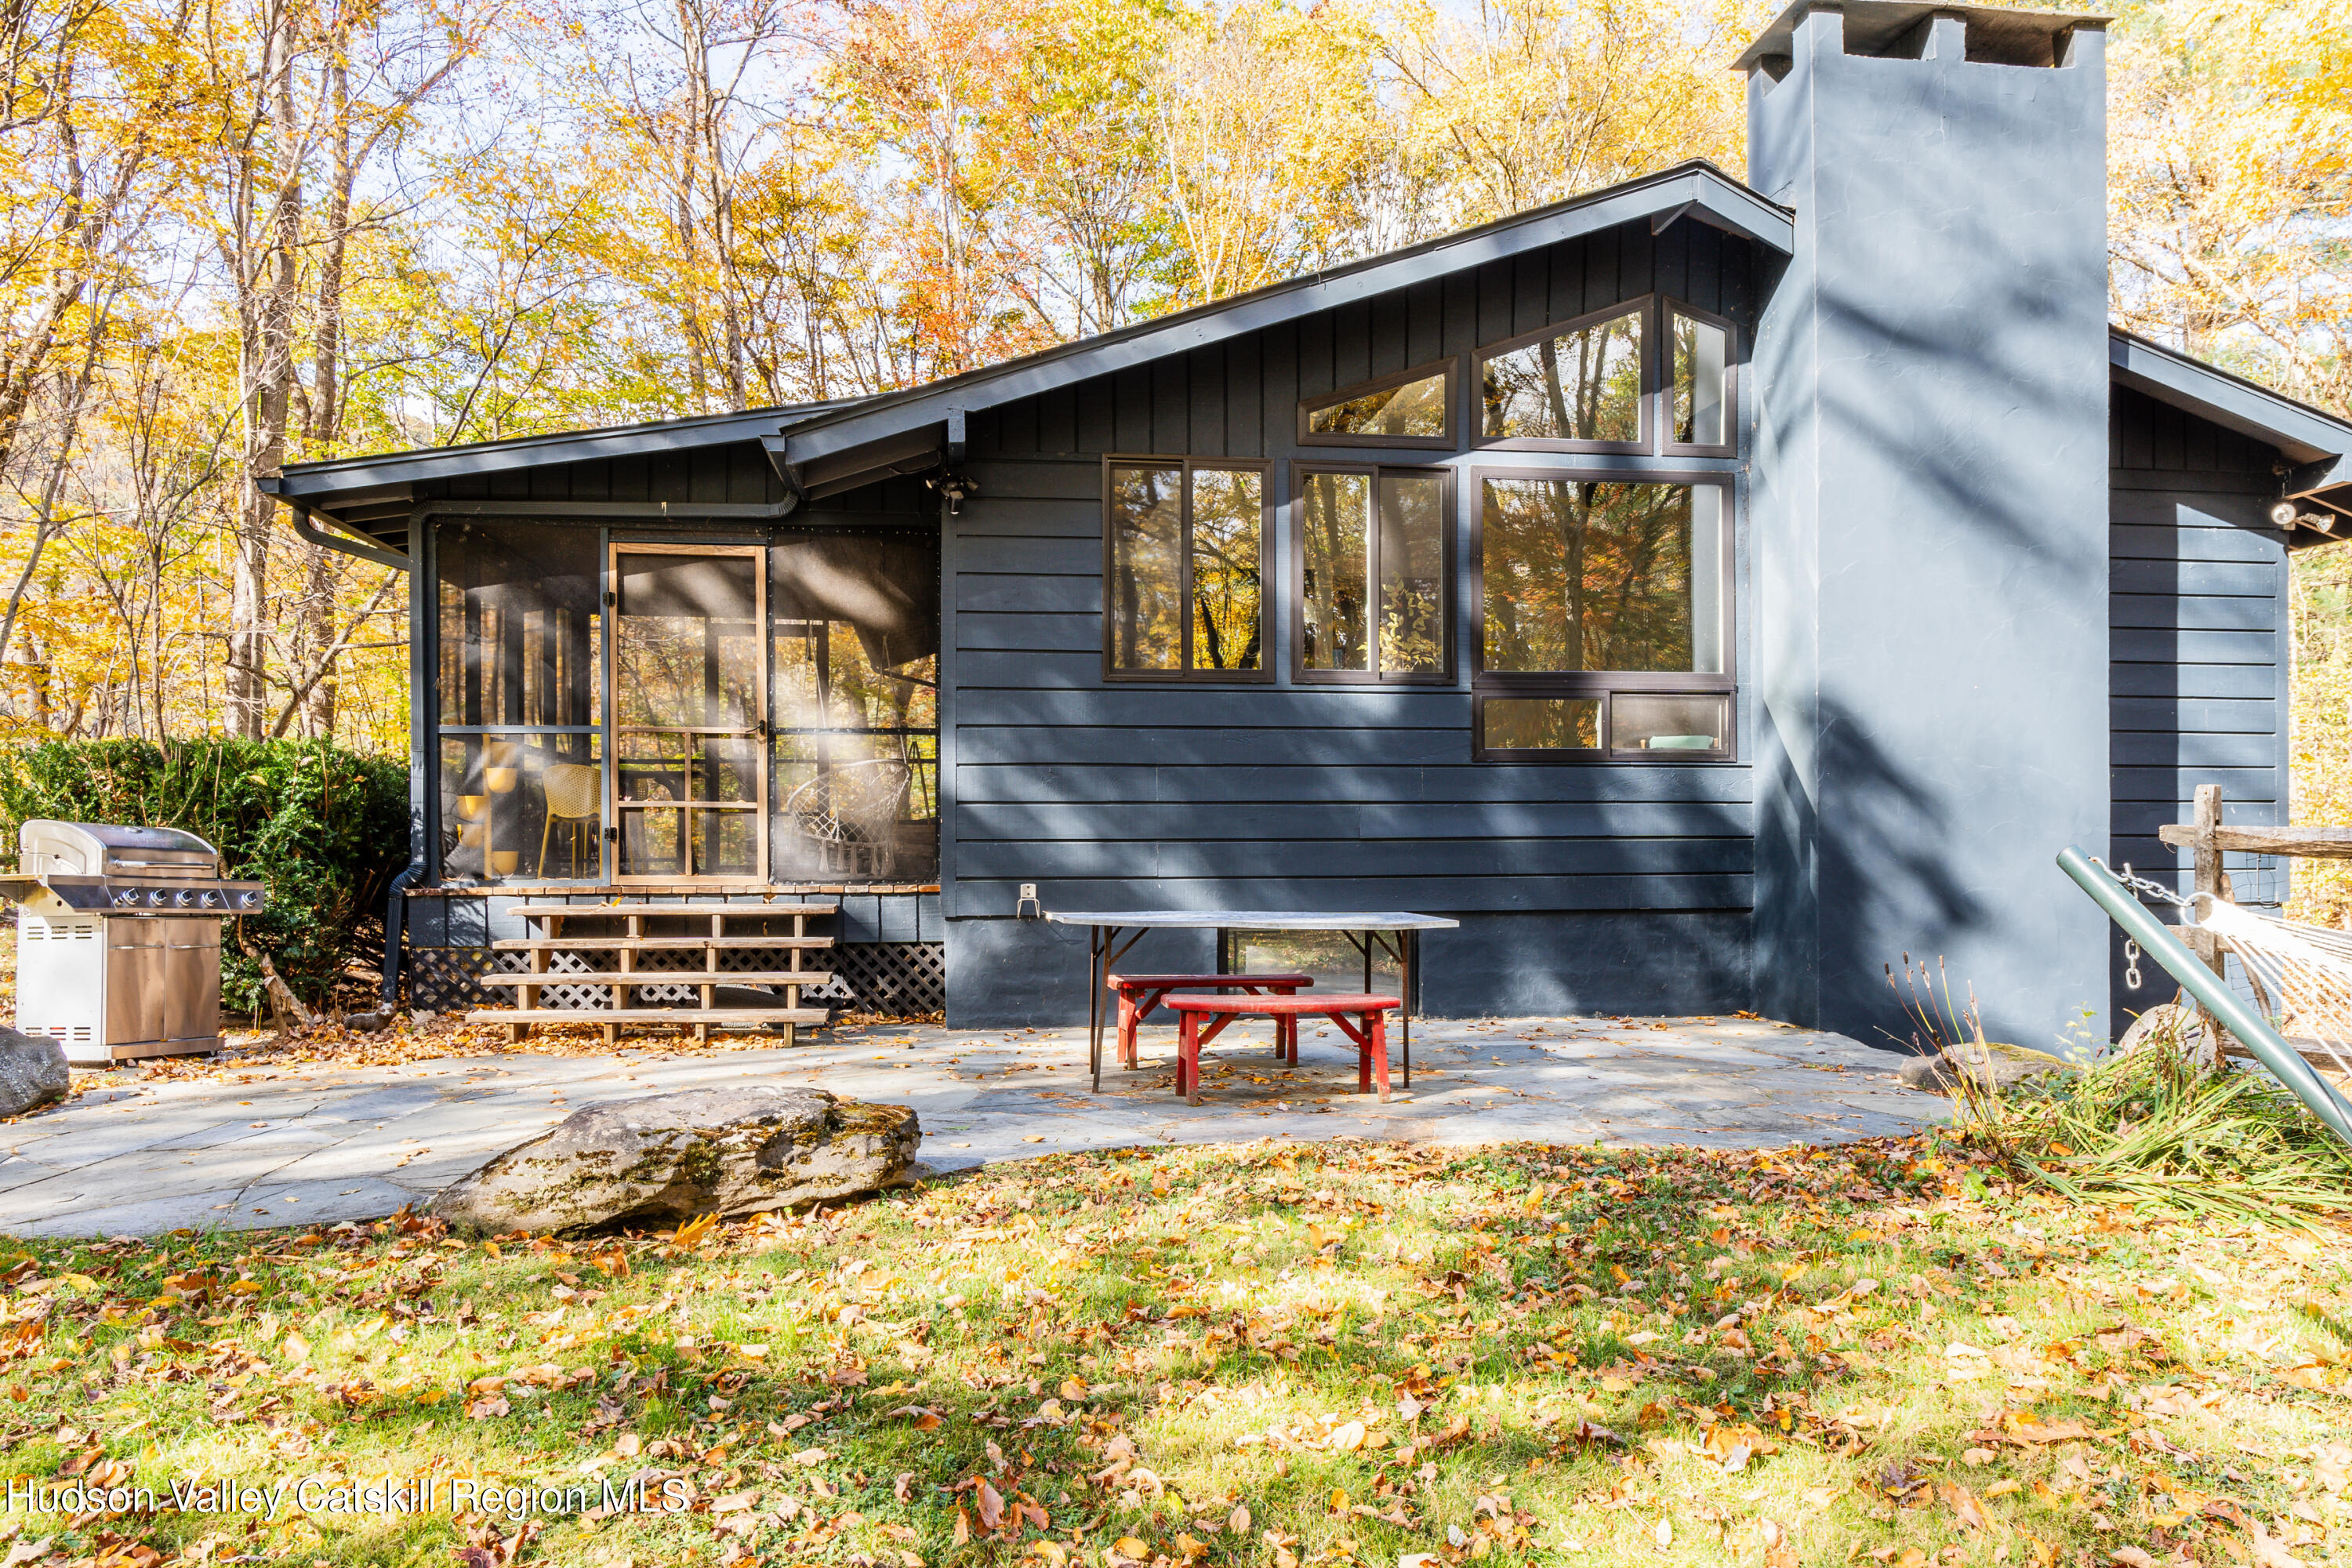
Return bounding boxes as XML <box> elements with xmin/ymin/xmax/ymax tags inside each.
<box><xmin>537</xmin><ymin>762</ymin><xmax>602</xmax><ymax>878</ymax></box>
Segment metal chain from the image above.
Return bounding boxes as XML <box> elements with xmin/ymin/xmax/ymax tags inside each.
<box><xmin>2089</xmin><ymin>856</ymin><xmax>2184</xmax><ymax>992</ymax></box>
<box><xmin>2089</xmin><ymin>855</ymin><xmax>2194</xmax><ymax>910</ymax></box>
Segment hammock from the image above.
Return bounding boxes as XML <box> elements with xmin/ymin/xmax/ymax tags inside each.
<box><xmin>2184</xmin><ymin>896</ymin><xmax>2352</xmax><ymax>1083</ymax></box>
<box><xmin>2064</xmin><ymin>848</ymin><xmax>2352</xmax><ymax>1145</ymax></box>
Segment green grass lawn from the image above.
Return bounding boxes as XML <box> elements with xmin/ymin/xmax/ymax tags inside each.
<box><xmin>0</xmin><ymin>1133</ymin><xmax>2347</xmax><ymax>1567</ymax></box>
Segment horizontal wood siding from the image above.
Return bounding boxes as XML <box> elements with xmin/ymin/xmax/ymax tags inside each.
<box><xmin>943</xmin><ymin>221</ymin><xmax>1762</xmax><ymax>935</ymax></box>
<box><xmin>2107</xmin><ymin>385</ymin><xmax>2292</xmax><ymax>1026</ymax></box>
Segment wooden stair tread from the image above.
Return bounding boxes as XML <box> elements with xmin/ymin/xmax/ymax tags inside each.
<box><xmin>479</xmin><ymin>971</ymin><xmax>833</xmax><ymax>985</ymax></box>
<box><xmin>492</xmin><ymin>935</ymin><xmax>835</xmax><ymax>951</ymax></box>
<box><xmin>465</xmin><ymin>1007</ymin><xmax>833</xmax><ymax>1025</ymax></box>
<box><xmin>517</xmin><ymin>902</ymin><xmax>835</xmax><ymax>920</ymax></box>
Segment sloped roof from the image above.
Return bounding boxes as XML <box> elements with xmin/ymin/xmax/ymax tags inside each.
<box><xmin>2109</xmin><ymin>329</ymin><xmax>2352</xmax><ymax>524</ymax></box>
<box><xmin>264</xmin><ymin>160</ymin><xmax>1793</xmax><ymax>548</ymax></box>
<box><xmin>767</xmin><ymin>162</ymin><xmax>1793</xmax><ymax>488</ymax></box>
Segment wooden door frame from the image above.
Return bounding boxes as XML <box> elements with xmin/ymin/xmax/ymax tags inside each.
<box><xmin>605</xmin><ymin>541</ymin><xmax>768</xmax><ymax>884</ymax></box>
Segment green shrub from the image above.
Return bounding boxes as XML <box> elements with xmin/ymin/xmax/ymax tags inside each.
<box><xmin>0</xmin><ymin>739</ymin><xmax>408</xmax><ymax>1011</ymax></box>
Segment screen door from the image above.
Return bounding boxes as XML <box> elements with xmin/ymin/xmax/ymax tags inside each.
<box><xmin>608</xmin><ymin>544</ymin><xmax>767</xmax><ymax>880</ymax></box>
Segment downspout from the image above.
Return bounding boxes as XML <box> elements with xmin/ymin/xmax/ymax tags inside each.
<box><xmin>387</xmin><ymin>509</ymin><xmax>430</xmax><ymax>1011</ymax></box>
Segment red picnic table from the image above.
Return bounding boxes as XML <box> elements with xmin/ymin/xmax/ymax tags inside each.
<box><xmin>1164</xmin><ymin>991</ymin><xmax>1399</xmax><ymax>1105</ymax></box>
<box><xmin>1043</xmin><ymin>909</ymin><xmax>1459</xmax><ymax>1093</ymax></box>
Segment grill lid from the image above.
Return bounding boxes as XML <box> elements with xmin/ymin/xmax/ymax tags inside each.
<box><xmin>20</xmin><ymin>819</ymin><xmax>219</xmax><ymax>877</ymax></box>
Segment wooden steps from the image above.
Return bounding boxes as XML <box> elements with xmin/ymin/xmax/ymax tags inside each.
<box><xmin>492</xmin><ymin>935</ymin><xmax>835</xmax><ymax>951</ymax></box>
<box><xmin>485</xmin><ymin>1008</ymin><xmax>833</xmax><ymax>1025</ymax></box>
<box><xmin>465</xmin><ymin>898</ymin><xmax>839</xmax><ymax>1045</ymax></box>
<box><xmin>477</xmin><ymin>970</ymin><xmax>835</xmax><ymax>986</ymax></box>
<box><xmin>516</xmin><ymin>902</ymin><xmax>836</xmax><ymax>920</ymax></box>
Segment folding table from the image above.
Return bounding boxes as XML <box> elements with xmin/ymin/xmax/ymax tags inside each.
<box><xmin>1041</xmin><ymin>910</ymin><xmax>1459</xmax><ymax>1092</ymax></box>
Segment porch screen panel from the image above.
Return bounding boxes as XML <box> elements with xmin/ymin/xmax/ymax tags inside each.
<box><xmin>433</xmin><ymin>522</ymin><xmax>601</xmax><ymax>883</ymax></box>
<box><xmin>770</xmin><ymin>532</ymin><xmax>940</xmax><ymax>884</ymax></box>
<box><xmin>612</xmin><ymin>550</ymin><xmax>762</xmax><ymax>880</ymax></box>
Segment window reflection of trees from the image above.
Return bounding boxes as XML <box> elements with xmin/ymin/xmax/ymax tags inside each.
<box><xmin>1301</xmin><ymin>473</ymin><xmax>1369</xmax><ymax>671</ymax></box>
<box><xmin>1308</xmin><ymin>371</ymin><xmax>1448</xmax><ymax>439</ymax></box>
<box><xmin>1482</xmin><ymin>310</ymin><xmax>1644</xmax><ymax>445</ymax></box>
<box><xmin>1377</xmin><ymin>474</ymin><xmax>1444</xmax><ymax>675</ymax></box>
<box><xmin>1483</xmin><ymin>479</ymin><xmax>1694</xmax><ymax>673</ymax></box>
<box><xmin>1190</xmin><ymin>470</ymin><xmax>1263</xmax><ymax>671</ymax></box>
<box><xmin>1109</xmin><ymin>466</ymin><xmax>1182</xmax><ymax>670</ymax></box>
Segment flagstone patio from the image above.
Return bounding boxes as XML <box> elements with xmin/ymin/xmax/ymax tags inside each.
<box><xmin>0</xmin><ymin>1014</ymin><xmax>1949</xmax><ymax>1237</ymax></box>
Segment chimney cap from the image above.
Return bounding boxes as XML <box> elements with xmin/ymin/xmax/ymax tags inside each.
<box><xmin>1735</xmin><ymin>0</ymin><xmax>2108</xmax><ymax>71</ymax></box>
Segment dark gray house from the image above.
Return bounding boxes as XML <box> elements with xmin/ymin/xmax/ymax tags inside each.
<box><xmin>264</xmin><ymin>0</ymin><xmax>2352</xmax><ymax>1052</ymax></box>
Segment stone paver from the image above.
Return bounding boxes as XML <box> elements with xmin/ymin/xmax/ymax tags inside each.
<box><xmin>0</xmin><ymin>1014</ymin><xmax>1948</xmax><ymax>1236</ymax></box>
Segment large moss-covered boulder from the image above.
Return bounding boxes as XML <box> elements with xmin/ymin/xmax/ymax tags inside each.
<box><xmin>1896</xmin><ymin>1039</ymin><xmax>2078</xmax><ymax>1095</ymax></box>
<box><xmin>429</xmin><ymin>1087</ymin><xmax>919</xmax><ymax>1234</ymax></box>
<box><xmin>0</xmin><ymin>1026</ymin><xmax>68</xmax><ymax>1117</ymax></box>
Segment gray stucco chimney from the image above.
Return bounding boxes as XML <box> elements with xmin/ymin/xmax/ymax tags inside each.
<box><xmin>1744</xmin><ymin>1</ymin><xmax>2112</xmax><ymax>1054</ymax></box>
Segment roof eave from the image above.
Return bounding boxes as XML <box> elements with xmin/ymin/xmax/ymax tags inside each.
<box><xmin>778</xmin><ymin>165</ymin><xmax>1792</xmax><ymax>474</ymax></box>
<box><xmin>271</xmin><ymin>401</ymin><xmax>859</xmax><ymax>499</ymax></box>
<box><xmin>2108</xmin><ymin>330</ymin><xmax>2352</xmax><ymax>467</ymax></box>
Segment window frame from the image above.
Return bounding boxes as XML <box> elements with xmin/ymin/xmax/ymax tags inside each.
<box><xmin>1468</xmin><ymin>464</ymin><xmax>1737</xmax><ymax>764</ymax></box>
<box><xmin>1660</xmin><ymin>296</ymin><xmax>1740</xmax><ymax>459</ymax></box>
<box><xmin>1099</xmin><ymin>454</ymin><xmax>1275</xmax><ymax>684</ymax></box>
<box><xmin>1472</xmin><ymin>299</ymin><xmax>1657</xmax><ymax>456</ymax></box>
<box><xmin>1296</xmin><ymin>358</ymin><xmax>1461</xmax><ymax>451</ymax></box>
<box><xmin>1289</xmin><ymin>461</ymin><xmax>1457</xmax><ymax>686</ymax></box>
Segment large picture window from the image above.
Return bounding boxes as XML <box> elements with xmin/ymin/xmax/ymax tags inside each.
<box><xmin>1105</xmin><ymin>459</ymin><xmax>1269</xmax><ymax>680</ymax></box>
<box><xmin>1294</xmin><ymin>465</ymin><xmax>1452</xmax><ymax>681</ymax></box>
<box><xmin>1473</xmin><ymin>473</ymin><xmax>1732</xmax><ymax>760</ymax></box>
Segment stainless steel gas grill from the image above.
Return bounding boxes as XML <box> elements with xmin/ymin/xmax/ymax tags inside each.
<box><xmin>1</xmin><ymin>821</ymin><xmax>267</xmax><ymax>1064</ymax></box>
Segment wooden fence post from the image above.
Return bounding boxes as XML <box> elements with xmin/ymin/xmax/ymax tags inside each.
<box><xmin>2189</xmin><ymin>783</ymin><xmax>2233</xmax><ymax>980</ymax></box>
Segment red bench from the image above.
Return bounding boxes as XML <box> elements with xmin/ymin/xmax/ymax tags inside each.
<box><xmin>1163</xmin><ymin>993</ymin><xmax>1399</xmax><ymax>1105</ymax></box>
<box><xmin>1106</xmin><ymin>972</ymin><xmax>1314</xmax><ymax>1069</ymax></box>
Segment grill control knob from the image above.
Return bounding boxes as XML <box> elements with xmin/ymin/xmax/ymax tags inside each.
<box><xmin>173</xmin><ymin>888</ymin><xmax>194</xmax><ymax>908</ymax></box>
<box><xmin>147</xmin><ymin>888</ymin><xmax>166</xmax><ymax>907</ymax></box>
<box><xmin>113</xmin><ymin>889</ymin><xmax>138</xmax><ymax>907</ymax></box>
<box><xmin>199</xmin><ymin>889</ymin><xmax>220</xmax><ymax>909</ymax></box>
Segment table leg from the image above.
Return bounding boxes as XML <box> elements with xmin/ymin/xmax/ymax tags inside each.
<box><xmin>1088</xmin><ymin>926</ymin><xmax>1106</xmax><ymax>1093</ymax></box>
<box><xmin>1357</xmin><ymin>1011</ymin><xmax>1373</xmax><ymax>1094</ymax></box>
<box><xmin>1372</xmin><ymin>1011</ymin><xmax>1392</xmax><ymax>1102</ymax></box>
<box><xmin>1400</xmin><ymin>932</ymin><xmax>1414</xmax><ymax>1088</ymax></box>
<box><xmin>1178</xmin><ymin>1011</ymin><xmax>1202</xmax><ymax>1105</ymax></box>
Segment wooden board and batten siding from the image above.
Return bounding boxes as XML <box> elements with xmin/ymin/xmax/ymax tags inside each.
<box><xmin>942</xmin><ymin>220</ymin><xmax>1763</xmax><ymax>1021</ymax></box>
<box><xmin>2108</xmin><ymin>383</ymin><xmax>2294</xmax><ymax>1030</ymax></box>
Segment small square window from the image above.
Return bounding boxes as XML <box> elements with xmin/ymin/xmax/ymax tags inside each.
<box><xmin>1478</xmin><ymin>307</ymin><xmax>1647</xmax><ymax>450</ymax></box>
<box><xmin>1298</xmin><ymin>361</ymin><xmax>1457</xmax><ymax>448</ymax></box>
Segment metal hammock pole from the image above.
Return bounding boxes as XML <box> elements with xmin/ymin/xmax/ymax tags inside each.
<box><xmin>2058</xmin><ymin>845</ymin><xmax>2352</xmax><ymax>1144</ymax></box>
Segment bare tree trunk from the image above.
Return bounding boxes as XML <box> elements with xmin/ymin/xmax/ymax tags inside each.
<box><xmin>228</xmin><ymin>0</ymin><xmax>306</xmax><ymax>739</ymax></box>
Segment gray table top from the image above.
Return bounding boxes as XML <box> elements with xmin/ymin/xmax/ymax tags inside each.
<box><xmin>1043</xmin><ymin>910</ymin><xmax>1458</xmax><ymax>931</ymax></box>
